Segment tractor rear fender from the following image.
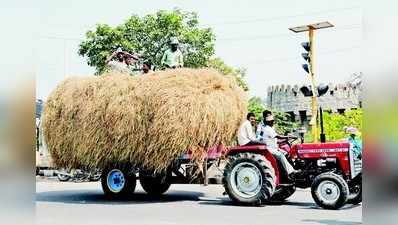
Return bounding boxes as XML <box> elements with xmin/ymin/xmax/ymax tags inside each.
<box><xmin>226</xmin><ymin>145</ymin><xmax>281</xmax><ymax>185</ymax></box>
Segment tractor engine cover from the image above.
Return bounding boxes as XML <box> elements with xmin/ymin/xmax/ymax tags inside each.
<box><xmin>294</xmin><ymin>142</ymin><xmax>351</xmax><ymax>177</ymax></box>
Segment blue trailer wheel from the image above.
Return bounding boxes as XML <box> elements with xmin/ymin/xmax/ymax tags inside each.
<box><xmin>107</xmin><ymin>169</ymin><xmax>126</xmax><ymax>193</ymax></box>
<box><xmin>101</xmin><ymin>167</ymin><xmax>136</xmax><ymax>198</ymax></box>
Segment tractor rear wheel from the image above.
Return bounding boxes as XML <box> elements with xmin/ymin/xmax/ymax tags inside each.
<box><xmin>311</xmin><ymin>172</ymin><xmax>349</xmax><ymax>210</ymax></box>
<box><xmin>139</xmin><ymin>170</ymin><xmax>172</xmax><ymax>196</ymax></box>
<box><xmin>101</xmin><ymin>167</ymin><xmax>136</xmax><ymax>198</ymax></box>
<box><xmin>223</xmin><ymin>153</ymin><xmax>276</xmax><ymax>205</ymax></box>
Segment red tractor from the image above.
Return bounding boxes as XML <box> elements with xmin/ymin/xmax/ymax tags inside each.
<box><xmin>223</xmin><ymin>138</ymin><xmax>362</xmax><ymax>209</ymax></box>
<box><xmin>100</xmin><ymin>137</ymin><xmax>362</xmax><ymax>210</ymax></box>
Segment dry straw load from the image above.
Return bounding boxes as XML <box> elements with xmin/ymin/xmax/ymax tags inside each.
<box><xmin>42</xmin><ymin>68</ymin><xmax>247</xmax><ymax>171</ymax></box>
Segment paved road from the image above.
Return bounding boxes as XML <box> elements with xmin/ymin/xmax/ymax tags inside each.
<box><xmin>36</xmin><ymin>177</ymin><xmax>362</xmax><ymax>225</ymax></box>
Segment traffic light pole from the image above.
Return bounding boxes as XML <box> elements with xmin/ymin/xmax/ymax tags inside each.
<box><xmin>308</xmin><ymin>28</ymin><xmax>319</xmax><ymax>143</ymax></box>
<box><xmin>289</xmin><ymin>22</ymin><xmax>333</xmax><ymax>143</ymax></box>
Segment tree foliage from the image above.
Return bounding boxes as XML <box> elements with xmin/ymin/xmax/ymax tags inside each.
<box><xmin>323</xmin><ymin>109</ymin><xmax>363</xmax><ymax>141</ymax></box>
<box><xmin>208</xmin><ymin>58</ymin><xmax>249</xmax><ymax>91</ymax></box>
<box><xmin>248</xmin><ymin>97</ymin><xmax>298</xmax><ymax>134</ymax></box>
<box><xmin>78</xmin><ymin>9</ymin><xmax>215</xmax><ymax>74</ymax></box>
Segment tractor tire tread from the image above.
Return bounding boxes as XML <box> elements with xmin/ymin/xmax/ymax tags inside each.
<box><xmin>311</xmin><ymin>172</ymin><xmax>349</xmax><ymax>210</ymax></box>
<box><xmin>223</xmin><ymin>152</ymin><xmax>276</xmax><ymax>206</ymax></box>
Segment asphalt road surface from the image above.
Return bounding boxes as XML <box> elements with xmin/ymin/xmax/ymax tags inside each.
<box><xmin>36</xmin><ymin>177</ymin><xmax>362</xmax><ymax>225</ymax></box>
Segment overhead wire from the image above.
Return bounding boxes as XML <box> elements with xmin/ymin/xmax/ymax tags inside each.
<box><xmin>245</xmin><ymin>45</ymin><xmax>360</xmax><ymax>65</ymax></box>
<box><xmin>38</xmin><ymin>6</ymin><xmax>361</xmax><ymax>43</ymax></box>
<box><xmin>201</xmin><ymin>6</ymin><xmax>361</xmax><ymax>27</ymax></box>
<box><xmin>217</xmin><ymin>24</ymin><xmax>361</xmax><ymax>42</ymax></box>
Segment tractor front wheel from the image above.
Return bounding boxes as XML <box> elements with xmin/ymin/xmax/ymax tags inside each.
<box><xmin>311</xmin><ymin>173</ymin><xmax>349</xmax><ymax>210</ymax></box>
<box><xmin>347</xmin><ymin>183</ymin><xmax>362</xmax><ymax>205</ymax></box>
<box><xmin>223</xmin><ymin>153</ymin><xmax>276</xmax><ymax>205</ymax></box>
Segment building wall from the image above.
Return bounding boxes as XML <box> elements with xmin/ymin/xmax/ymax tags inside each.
<box><xmin>266</xmin><ymin>83</ymin><xmax>362</xmax><ymax>122</ymax></box>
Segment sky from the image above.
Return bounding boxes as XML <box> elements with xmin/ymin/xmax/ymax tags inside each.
<box><xmin>31</xmin><ymin>0</ymin><xmax>361</xmax><ymax>100</ymax></box>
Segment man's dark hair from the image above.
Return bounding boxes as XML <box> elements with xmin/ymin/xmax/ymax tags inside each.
<box><xmin>116</xmin><ymin>52</ymin><xmax>124</xmax><ymax>61</ymax></box>
<box><xmin>262</xmin><ymin>110</ymin><xmax>272</xmax><ymax>119</ymax></box>
<box><xmin>143</xmin><ymin>60</ymin><xmax>152</xmax><ymax>67</ymax></box>
<box><xmin>247</xmin><ymin>112</ymin><xmax>256</xmax><ymax>120</ymax></box>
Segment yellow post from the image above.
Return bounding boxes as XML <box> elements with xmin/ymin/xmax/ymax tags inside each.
<box><xmin>308</xmin><ymin>28</ymin><xmax>318</xmax><ymax>143</ymax></box>
<box><xmin>289</xmin><ymin>22</ymin><xmax>334</xmax><ymax>143</ymax></box>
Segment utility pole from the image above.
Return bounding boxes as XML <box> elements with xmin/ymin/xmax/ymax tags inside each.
<box><xmin>289</xmin><ymin>22</ymin><xmax>334</xmax><ymax>143</ymax></box>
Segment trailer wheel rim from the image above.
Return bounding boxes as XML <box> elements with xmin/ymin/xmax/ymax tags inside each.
<box><xmin>317</xmin><ymin>180</ymin><xmax>340</xmax><ymax>204</ymax></box>
<box><xmin>230</xmin><ymin>162</ymin><xmax>262</xmax><ymax>199</ymax></box>
<box><xmin>107</xmin><ymin>169</ymin><xmax>126</xmax><ymax>193</ymax></box>
<box><xmin>57</xmin><ymin>168</ymin><xmax>70</xmax><ymax>181</ymax></box>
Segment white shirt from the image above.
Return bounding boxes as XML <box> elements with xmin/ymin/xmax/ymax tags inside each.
<box><xmin>256</xmin><ymin>122</ymin><xmax>278</xmax><ymax>150</ymax></box>
<box><xmin>107</xmin><ymin>60</ymin><xmax>130</xmax><ymax>74</ymax></box>
<box><xmin>237</xmin><ymin>120</ymin><xmax>256</xmax><ymax>146</ymax></box>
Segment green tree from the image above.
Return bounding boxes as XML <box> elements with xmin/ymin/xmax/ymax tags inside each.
<box><xmin>323</xmin><ymin>109</ymin><xmax>363</xmax><ymax>141</ymax></box>
<box><xmin>78</xmin><ymin>9</ymin><xmax>215</xmax><ymax>74</ymax></box>
<box><xmin>247</xmin><ymin>97</ymin><xmax>265</xmax><ymax>121</ymax></box>
<box><xmin>208</xmin><ymin>58</ymin><xmax>249</xmax><ymax>91</ymax></box>
<box><xmin>248</xmin><ymin>97</ymin><xmax>298</xmax><ymax>134</ymax></box>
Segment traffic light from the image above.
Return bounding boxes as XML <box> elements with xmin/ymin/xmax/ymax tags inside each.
<box><xmin>299</xmin><ymin>84</ymin><xmax>329</xmax><ymax>97</ymax></box>
<box><xmin>301</xmin><ymin>42</ymin><xmax>310</xmax><ymax>51</ymax></box>
<box><xmin>302</xmin><ymin>64</ymin><xmax>310</xmax><ymax>73</ymax></box>
<box><xmin>300</xmin><ymin>86</ymin><xmax>313</xmax><ymax>97</ymax></box>
<box><xmin>301</xmin><ymin>53</ymin><xmax>310</xmax><ymax>62</ymax></box>
<box><xmin>317</xmin><ymin>83</ymin><xmax>329</xmax><ymax>96</ymax></box>
<box><xmin>301</xmin><ymin>42</ymin><xmax>311</xmax><ymax>74</ymax></box>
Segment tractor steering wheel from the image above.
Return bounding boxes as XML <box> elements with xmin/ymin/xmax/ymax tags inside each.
<box><xmin>279</xmin><ymin>136</ymin><xmax>298</xmax><ymax>146</ymax></box>
<box><xmin>287</xmin><ymin>135</ymin><xmax>299</xmax><ymax>145</ymax></box>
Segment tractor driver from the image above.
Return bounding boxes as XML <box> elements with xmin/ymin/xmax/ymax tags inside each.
<box><xmin>256</xmin><ymin>112</ymin><xmax>299</xmax><ymax>178</ymax></box>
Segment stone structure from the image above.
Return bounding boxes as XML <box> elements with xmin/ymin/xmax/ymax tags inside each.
<box><xmin>266</xmin><ymin>80</ymin><xmax>362</xmax><ymax>124</ymax></box>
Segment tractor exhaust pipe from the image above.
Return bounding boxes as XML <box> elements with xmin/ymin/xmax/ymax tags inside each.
<box><xmin>319</xmin><ymin>107</ymin><xmax>326</xmax><ymax>143</ymax></box>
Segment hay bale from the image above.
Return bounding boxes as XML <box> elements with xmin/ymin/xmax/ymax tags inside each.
<box><xmin>42</xmin><ymin>68</ymin><xmax>247</xmax><ymax>171</ymax></box>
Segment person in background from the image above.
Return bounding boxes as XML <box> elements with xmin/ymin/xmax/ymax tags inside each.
<box><xmin>142</xmin><ymin>60</ymin><xmax>153</xmax><ymax>74</ymax></box>
<box><xmin>345</xmin><ymin>127</ymin><xmax>362</xmax><ymax>159</ymax></box>
<box><xmin>257</xmin><ymin>112</ymin><xmax>299</xmax><ymax>177</ymax></box>
<box><xmin>105</xmin><ymin>48</ymin><xmax>139</xmax><ymax>74</ymax></box>
<box><xmin>125</xmin><ymin>54</ymin><xmax>139</xmax><ymax>67</ymax></box>
<box><xmin>237</xmin><ymin>112</ymin><xmax>262</xmax><ymax>146</ymax></box>
<box><xmin>161</xmin><ymin>37</ymin><xmax>184</xmax><ymax>69</ymax></box>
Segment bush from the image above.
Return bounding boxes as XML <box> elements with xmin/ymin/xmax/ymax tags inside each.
<box><xmin>322</xmin><ymin>109</ymin><xmax>363</xmax><ymax>141</ymax></box>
